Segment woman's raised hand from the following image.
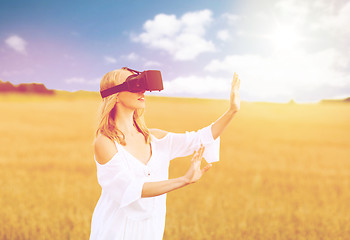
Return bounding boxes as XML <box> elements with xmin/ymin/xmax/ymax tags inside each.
<box><xmin>229</xmin><ymin>72</ymin><xmax>241</xmax><ymax>112</ymax></box>
<box><xmin>183</xmin><ymin>145</ymin><xmax>212</xmax><ymax>184</ymax></box>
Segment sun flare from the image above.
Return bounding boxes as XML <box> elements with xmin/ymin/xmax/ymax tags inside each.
<box><xmin>269</xmin><ymin>25</ymin><xmax>301</xmax><ymax>51</ymax></box>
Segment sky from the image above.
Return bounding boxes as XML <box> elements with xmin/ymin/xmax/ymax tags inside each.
<box><xmin>1</xmin><ymin>0</ymin><xmax>350</xmax><ymax>103</ymax></box>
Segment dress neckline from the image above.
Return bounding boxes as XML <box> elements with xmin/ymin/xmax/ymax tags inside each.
<box><xmin>116</xmin><ymin>138</ymin><xmax>154</xmax><ymax>167</ymax></box>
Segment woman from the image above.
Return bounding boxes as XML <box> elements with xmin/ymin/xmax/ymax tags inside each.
<box><xmin>89</xmin><ymin>67</ymin><xmax>240</xmax><ymax>240</ymax></box>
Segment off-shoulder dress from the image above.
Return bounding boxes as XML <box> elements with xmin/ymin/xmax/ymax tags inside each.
<box><xmin>89</xmin><ymin>124</ymin><xmax>220</xmax><ymax>240</ymax></box>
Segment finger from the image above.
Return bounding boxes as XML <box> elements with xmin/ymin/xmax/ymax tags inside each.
<box><xmin>234</xmin><ymin>78</ymin><xmax>240</xmax><ymax>92</ymax></box>
<box><xmin>195</xmin><ymin>153</ymin><xmax>201</xmax><ymax>163</ymax></box>
<box><xmin>202</xmin><ymin>163</ymin><xmax>212</xmax><ymax>173</ymax></box>
<box><xmin>233</xmin><ymin>72</ymin><xmax>238</xmax><ymax>84</ymax></box>
<box><xmin>196</xmin><ymin>145</ymin><xmax>204</xmax><ymax>155</ymax></box>
<box><xmin>232</xmin><ymin>75</ymin><xmax>236</xmax><ymax>87</ymax></box>
<box><xmin>197</xmin><ymin>150</ymin><xmax>205</xmax><ymax>169</ymax></box>
<box><xmin>193</xmin><ymin>149</ymin><xmax>202</xmax><ymax>163</ymax></box>
<box><xmin>199</xmin><ymin>145</ymin><xmax>205</xmax><ymax>159</ymax></box>
<box><xmin>233</xmin><ymin>75</ymin><xmax>240</xmax><ymax>90</ymax></box>
<box><xmin>198</xmin><ymin>144</ymin><xmax>204</xmax><ymax>152</ymax></box>
<box><xmin>233</xmin><ymin>72</ymin><xmax>238</xmax><ymax>80</ymax></box>
<box><xmin>191</xmin><ymin>150</ymin><xmax>199</xmax><ymax>162</ymax></box>
<box><xmin>195</xmin><ymin>160</ymin><xmax>201</xmax><ymax>169</ymax></box>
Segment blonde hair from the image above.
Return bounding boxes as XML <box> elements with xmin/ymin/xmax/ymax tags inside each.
<box><xmin>95</xmin><ymin>68</ymin><xmax>150</xmax><ymax>146</ymax></box>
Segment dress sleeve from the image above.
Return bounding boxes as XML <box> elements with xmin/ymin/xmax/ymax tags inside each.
<box><xmin>95</xmin><ymin>153</ymin><xmax>145</xmax><ymax>208</ymax></box>
<box><xmin>166</xmin><ymin>123</ymin><xmax>220</xmax><ymax>163</ymax></box>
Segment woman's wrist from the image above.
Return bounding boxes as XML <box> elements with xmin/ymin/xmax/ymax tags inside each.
<box><xmin>179</xmin><ymin>176</ymin><xmax>192</xmax><ymax>186</ymax></box>
<box><xmin>227</xmin><ymin>107</ymin><xmax>239</xmax><ymax>115</ymax></box>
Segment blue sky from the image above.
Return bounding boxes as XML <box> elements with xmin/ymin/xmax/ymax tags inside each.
<box><xmin>1</xmin><ymin>0</ymin><xmax>350</xmax><ymax>102</ymax></box>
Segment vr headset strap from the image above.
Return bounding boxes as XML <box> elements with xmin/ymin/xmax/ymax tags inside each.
<box><xmin>100</xmin><ymin>83</ymin><xmax>128</xmax><ymax>98</ymax></box>
<box><xmin>122</xmin><ymin>67</ymin><xmax>141</xmax><ymax>74</ymax></box>
<box><xmin>100</xmin><ymin>67</ymin><xmax>143</xmax><ymax>98</ymax></box>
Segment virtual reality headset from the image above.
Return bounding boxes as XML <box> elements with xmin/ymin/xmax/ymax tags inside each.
<box><xmin>100</xmin><ymin>67</ymin><xmax>164</xmax><ymax>98</ymax></box>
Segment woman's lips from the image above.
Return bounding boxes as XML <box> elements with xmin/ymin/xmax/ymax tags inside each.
<box><xmin>138</xmin><ymin>97</ymin><xmax>145</xmax><ymax>101</ymax></box>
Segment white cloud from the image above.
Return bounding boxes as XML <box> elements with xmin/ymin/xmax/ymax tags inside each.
<box><xmin>125</xmin><ymin>52</ymin><xmax>139</xmax><ymax>61</ymax></box>
<box><xmin>104</xmin><ymin>56</ymin><xmax>117</xmax><ymax>64</ymax></box>
<box><xmin>217</xmin><ymin>30</ymin><xmax>230</xmax><ymax>41</ymax></box>
<box><xmin>65</xmin><ymin>77</ymin><xmax>86</xmax><ymax>84</ymax></box>
<box><xmin>132</xmin><ymin>9</ymin><xmax>215</xmax><ymax>60</ymax></box>
<box><xmin>164</xmin><ymin>75</ymin><xmax>229</xmax><ymax>96</ymax></box>
<box><xmin>208</xmin><ymin>0</ymin><xmax>350</xmax><ymax>102</ymax></box>
<box><xmin>274</xmin><ymin>0</ymin><xmax>309</xmax><ymax>24</ymax></box>
<box><xmin>131</xmin><ymin>1</ymin><xmax>350</xmax><ymax>102</ymax></box>
<box><xmin>65</xmin><ymin>77</ymin><xmax>100</xmax><ymax>85</ymax></box>
<box><xmin>204</xmin><ymin>48</ymin><xmax>350</xmax><ymax>102</ymax></box>
<box><xmin>318</xmin><ymin>1</ymin><xmax>350</xmax><ymax>43</ymax></box>
<box><xmin>104</xmin><ymin>52</ymin><xmax>160</xmax><ymax>69</ymax></box>
<box><xmin>144</xmin><ymin>61</ymin><xmax>161</xmax><ymax>68</ymax></box>
<box><xmin>221</xmin><ymin>13</ymin><xmax>240</xmax><ymax>24</ymax></box>
<box><xmin>269</xmin><ymin>0</ymin><xmax>350</xmax><ymax>53</ymax></box>
<box><xmin>5</xmin><ymin>35</ymin><xmax>27</xmax><ymax>54</ymax></box>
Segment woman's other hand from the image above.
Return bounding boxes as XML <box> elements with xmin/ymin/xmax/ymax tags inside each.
<box><xmin>183</xmin><ymin>145</ymin><xmax>212</xmax><ymax>184</ymax></box>
<box><xmin>229</xmin><ymin>72</ymin><xmax>241</xmax><ymax>113</ymax></box>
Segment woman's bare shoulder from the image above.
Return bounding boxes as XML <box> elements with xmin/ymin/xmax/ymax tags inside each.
<box><xmin>93</xmin><ymin>134</ymin><xmax>118</xmax><ymax>165</ymax></box>
<box><xmin>149</xmin><ymin>129</ymin><xmax>169</xmax><ymax>139</ymax></box>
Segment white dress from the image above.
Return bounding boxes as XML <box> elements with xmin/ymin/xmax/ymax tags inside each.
<box><xmin>89</xmin><ymin>124</ymin><xmax>220</xmax><ymax>240</ymax></box>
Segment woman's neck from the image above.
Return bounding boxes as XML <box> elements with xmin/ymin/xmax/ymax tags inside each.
<box><xmin>114</xmin><ymin>106</ymin><xmax>139</xmax><ymax>136</ymax></box>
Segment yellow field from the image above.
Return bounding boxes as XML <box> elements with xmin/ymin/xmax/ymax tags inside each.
<box><xmin>0</xmin><ymin>92</ymin><xmax>349</xmax><ymax>240</ymax></box>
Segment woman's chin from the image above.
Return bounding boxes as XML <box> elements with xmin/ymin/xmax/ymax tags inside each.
<box><xmin>135</xmin><ymin>101</ymin><xmax>146</xmax><ymax>109</ymax></box>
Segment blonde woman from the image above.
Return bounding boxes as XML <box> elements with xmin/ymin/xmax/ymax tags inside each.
<box><xmin>89</xmin><ymin>67</ymin><xmax>240</xmax><ymax>240</ymax></box>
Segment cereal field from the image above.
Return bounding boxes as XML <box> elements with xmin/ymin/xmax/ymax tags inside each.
<box><xmin>0</xmin><ymin>92</ymin><xmax>349</xmax><ymax>240</ymax></box>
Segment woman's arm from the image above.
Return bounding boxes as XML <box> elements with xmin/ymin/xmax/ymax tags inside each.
<box><xmin>211</xmin><ymin>72</ymin><xmax>241</xmax><ymax>140</ymax></box>
<box><xmin>142</xmin><ymin>177</ymin><xmax>189</xmax><ymax>198</ymax></box>
<box><xmin>142</xmin><ymin>145</ymin><xmax>211</xmax><ymax>198</ymax></box>
<box><xmin>95</xmin><ymin>138</ymin><xmax>210</xmax><ymax>200</ymax></box>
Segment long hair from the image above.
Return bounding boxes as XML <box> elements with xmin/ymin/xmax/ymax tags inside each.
<box><xmin>95</xmin><ymin>68</ymin><xmax>150</xmax><ymax>146</ymax></box>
